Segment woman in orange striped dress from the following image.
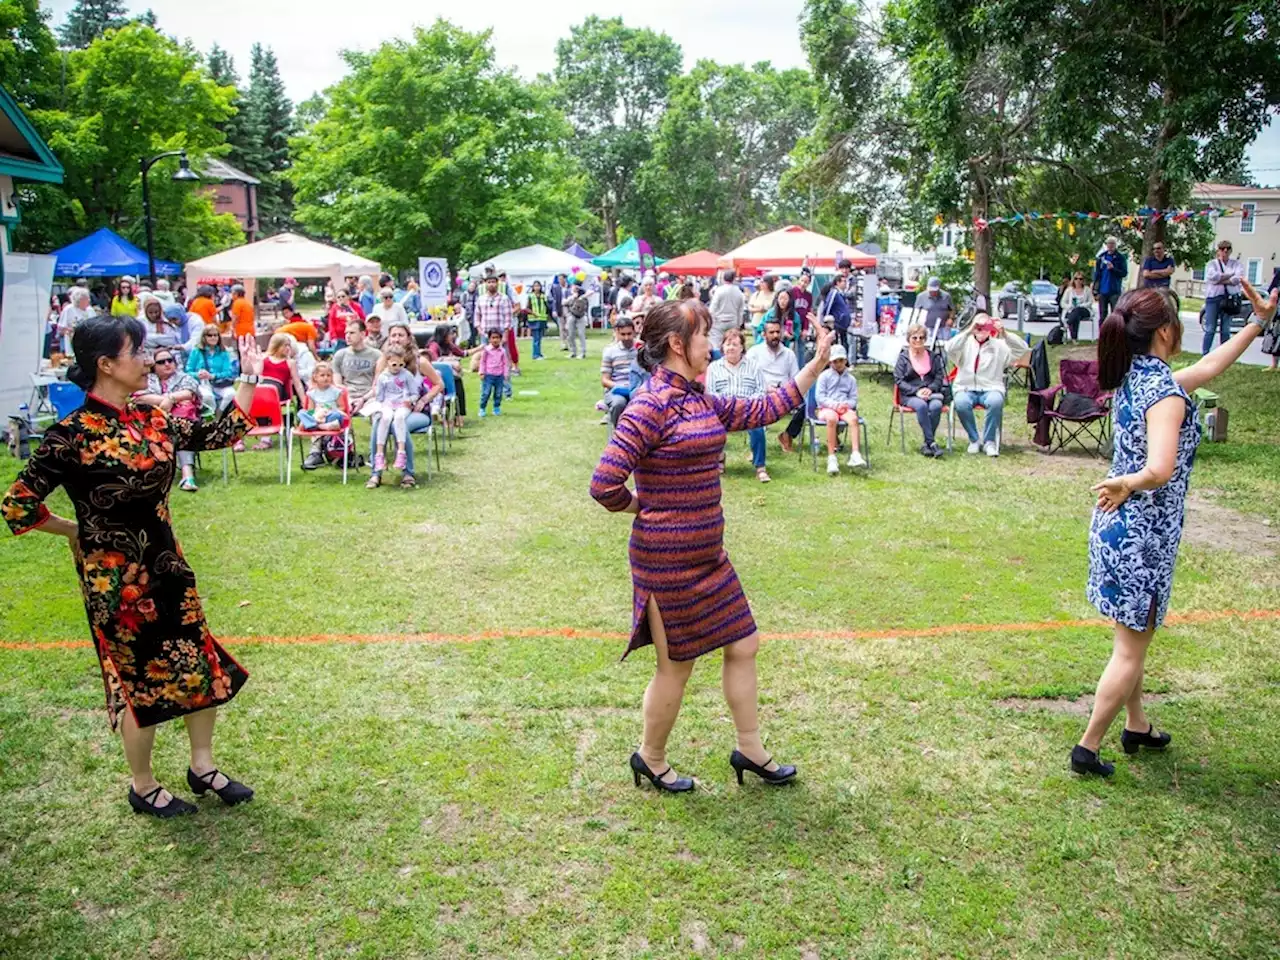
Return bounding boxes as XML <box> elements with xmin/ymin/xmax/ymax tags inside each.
<box><xmin>591</xmin><ymin>300</ymin><xmax>831</xmax><ymax>793</ymax></box>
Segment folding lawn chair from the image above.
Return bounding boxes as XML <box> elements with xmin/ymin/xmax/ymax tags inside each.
<box><xmin>287</xmin><ymin>388</ymin><xmax>353</xmax><ymax>485</ymax></box>
<box><xmin>231</xmin><ymin>386</ymin><xmax>289</xmax><ymax>483</ymax></box>
<box><xmin>887</xmin><ymin>384</ymin><xmax>952</xmax><ymax>453</ymax></box>
<box><xmin>1027</xmin><ymin>358</ymin><xmax>1113</xmax><ymax>457</ymax></box>
<box><xmin>800</xmin><ymin>384</ymin><xmax>869</xmax><ymax>471</ymax></box>
<box><xmin>432</xmin><ymin>362</ymin><xmax>459</xmax><ymax>447</ymax></box>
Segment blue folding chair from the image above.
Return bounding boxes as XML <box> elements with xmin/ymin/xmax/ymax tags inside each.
<box><xmin>48</xmin><ymin>382</ymin><xmax>86</xmax><ymax>421</ymax></box>
<box><xmin>432</xmin><ymin>362</ymin><xmax>459</xmax><ymax>446</ymax></box>
<box><xmin>800</xmin><ymin>384</ymin><xmax>869</xmax><ymax>471</ymax></box>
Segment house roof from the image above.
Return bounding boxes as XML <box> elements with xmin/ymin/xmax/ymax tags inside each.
<box><xmin>1193</xmin><ymin>182</ymin><xmax>1280</xmax><ymax>201</ymax></box>
<box><xmin>0</xmin><ymin>86</ymin><xmax>64</xmax><ymax>184</ymax></box>
<box><xmin>201</xmin><ymin>156</ymin><xmax>260</xmax><ymax>185</ymax></box>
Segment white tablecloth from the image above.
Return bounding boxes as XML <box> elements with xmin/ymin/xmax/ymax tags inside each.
<box><xmin>867</xmin><ymin>334</ymin><xmax>906</xmax><ymax>367</ymax></box>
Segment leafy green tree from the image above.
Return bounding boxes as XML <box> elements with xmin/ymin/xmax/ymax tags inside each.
<box><xmin>553</xmin><ymin>16</ymin><xmax>681</xmax><ymax>248</ymax></box>
<box><xmin>0</xmin><ymin>0</ymin><xmax>59</xmax><ymax>108</ymax></box>
<box><xmin>636</xmin><ymin>60</ymin><xmax>817</xmax><ymax>254</ymax></box>
<box><xmin>244</xmin><ymin>43</ymin><xmax>294</xmax><ymax>233</ymax></box>
<box><xmin>291</xmin><ymin>20</ymin><xmax>585</xmax><ymax>273</ymax></box>
<box><xmin>14</xmin><ymin>24</ymin><xmax>243</xmax><ymax>260</ymax></box>
<box><xmin>56</xmin><ymin>0</ymin><xmax>127</xmax><ymax>49</ymax></box>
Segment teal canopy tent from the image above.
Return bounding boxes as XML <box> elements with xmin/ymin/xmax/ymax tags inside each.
<box><xmin>591</xmin><ymin>237</ymin><xmax>665</xmax><ymax>271</ymax></box>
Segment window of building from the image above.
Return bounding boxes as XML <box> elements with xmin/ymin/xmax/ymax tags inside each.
<box><xmin>942</xmin><ymin>227</ymin><xmax>953</xmax><ymax>248</ymax></box>
<box><xmin>1191</xmin><ymin>266</ymin><xmax>1205</xmax><ymax>281</ymax></box>
<box><xmin>1247</xmin><ymin>258</ymin><xmax>1263</xmax><ymax>285</ymax></box>
<box><xmin>1240</xmin><ymin>202</ymin><xmax>1256</xmax><ymax>235</ymax></box>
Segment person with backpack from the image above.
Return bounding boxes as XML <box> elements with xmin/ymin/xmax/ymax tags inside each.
<box><xmin>564</xmin><ymin>283</ymin><xmax>590</xmax><ymax>359</ymax></box>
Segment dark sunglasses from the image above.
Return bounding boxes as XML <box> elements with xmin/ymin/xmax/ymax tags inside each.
<box><xmin>154</xmin><ymin>357</ymin><xmax>175</xmax><ymax>364</ymax></box>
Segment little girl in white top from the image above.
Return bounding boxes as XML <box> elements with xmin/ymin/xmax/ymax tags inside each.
<box><xmin>372</xmin><ymin>345</ymin><xmax>417</xmax><ymax>471</ymax></box>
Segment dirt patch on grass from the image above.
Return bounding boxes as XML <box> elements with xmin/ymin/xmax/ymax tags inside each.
<box><xmin>420</xmin><ymin>802</ymin><xmax>463</xmax><ymax>839</ymax></box>
<box><xmin>1183</xmin><ymin>493</ymin><xmax>1278</xmax><ymax>557</ymax></box>
<box><xmin>999</xmin><ymin>452</ymin><xmax>1102</xmax><ymax>481</ymax></box>
<box><xmin>997</xmin><ymin>693</ymin><xmax>1170</xmax><ymax>715</ymax></box>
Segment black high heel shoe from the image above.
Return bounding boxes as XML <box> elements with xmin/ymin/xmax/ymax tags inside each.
<box><xmin>1120</xmin><ymin>725</ymin><xmax>1172</xmax><ymax>754</ymax></box>
<box><xmin>1070</xmin><ymin>745</ymin><xmax>1114</xmax><ymax>777</ymax></box>
<box><xmin>729</xmin><ymin>750</ymin><xmax>797</xmax><ymax>785</ymax></box>
<box><xmin>187</xmin><ymin>768</ymin><xmax>255</xmax><ymax>805</ymax></box>
<box><xmin>128</xmin><ymin>785</ymin><xmax>198</xmax><ymax>818</ymax></box>
<box><xmin>629</xmin><ymin>752</ymin><xmax>694</xmax><ymax>793</ymax></box>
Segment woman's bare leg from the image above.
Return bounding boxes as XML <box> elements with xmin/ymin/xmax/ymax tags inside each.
<box><xmin>639</xmin><ymin>595</ymin><xmax>695</xmax><ymax>783</ymax></box>
<box><xmin>184</xmin><ymin>707</ymin><xmax>229</xmax><ymax>789</ymax></box>
<box><xmin>722</xmin><ymin>632</ymin><xmax>779</xmax><ymax>771</ymax></box>
<box><xmin>1079</xmin><ymin>624</ymin><xmax>1154</xmax><ymax>752</ymax></box>
<box><xmin>121</xmin><ymin>709</ymin><xmax>168</xmax><ymax>805</ymax></box>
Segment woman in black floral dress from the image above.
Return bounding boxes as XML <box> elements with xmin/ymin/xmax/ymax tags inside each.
<box><xmin>2</xmin><ymin>316</ymin><xmax>266</xmax><ymax>818</ymax></box>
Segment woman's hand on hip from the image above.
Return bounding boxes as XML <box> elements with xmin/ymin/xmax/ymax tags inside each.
<box><xmin>1092</xmin><ymin>476</ymin><xmax>1132</xmax><ymax>513</ymax></box>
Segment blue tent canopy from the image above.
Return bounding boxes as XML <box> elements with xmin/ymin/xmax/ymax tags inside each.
<box><xmin>564</xmin><ymin>241</ymin><xmax>594</xmax><ymax>260</ymax></box>
<box><xmin>591</xmin><ymin>236</ymin><xmax>664</xmax><ymax>270</ymax></box>
<box><xmin>51</xmin><ymin>227</ymin><xmax>181</xmax><ymax>278</ymax></box>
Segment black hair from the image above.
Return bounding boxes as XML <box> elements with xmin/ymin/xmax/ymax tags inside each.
<box><xmin>1097</xmin><ymin>288</ymin><xmax>1181</xmax><ymax>389</ymax></box>
<box><xmin>614</xmin><ymin>316</ymin><xmax>635</xmax><ymax>330</ymax></box>
<box><xmin>487</xmin><ymin>328</ymin><xmax>503</xmax><ymax>338</ymax></box>
<box><xmin>431</xmin><ymin>324</ymin><xmax>454</xmax><ymax>348</ymax></box>
<box><xmin>67</xmin><ymin>315</ymin><xmax>145</xmax><ymax>390</ymax></box>
<box><xmin>721</xmin><ymin>269</ymin><xmax>736</xmax><ymax>283</ymax></box>
<box><xmin>837</xmin><ymin>258</ymin><xmax>852</xmax><ymax>270</ymax></box>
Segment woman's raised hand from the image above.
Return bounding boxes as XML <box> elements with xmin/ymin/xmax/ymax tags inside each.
<box><xmin>237</xmin><ymin>335</ymin><xmax>266</xmax><ymax>378</ymax></box>
<box><xmin>1242</xmin><ymin>279</ymin><xmax>1278</xmax><ymax>325</ymax></box>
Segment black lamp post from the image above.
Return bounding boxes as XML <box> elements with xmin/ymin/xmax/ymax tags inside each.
<box><xmin>140</xmin><ymin>150</ymin><xmax>200</xmax><ymax>287</ymax></box>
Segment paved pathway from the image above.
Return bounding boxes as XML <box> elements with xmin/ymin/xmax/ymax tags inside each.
<box><xmin>1018</xmin><ymin>312</ymin><xmax>1273</xmax><ymax>367</ymax></box>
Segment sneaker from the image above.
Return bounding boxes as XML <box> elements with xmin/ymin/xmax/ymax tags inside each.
<box><xmin>233</xmin><ymin>440</ymin><xmax>246</xmax><ymax>453</ymax></box>
<box><xmin>302</xmin><ymin>452</ymin><xmax>325</xmax><ymax>470</ymax></box>
<box><xmin>595</xmin><ymin>399</ymin><xmax>607</xmax><ymax>411</ymax></box>
<box><xmin>393</xmin><ymin>449</ymin><xmax>407</xmax><ymax>470</ymax></box>
<box><xmin>984</xmin><ymin>441</ymin><xmax>999</xmax><ymax>457</ymax></box>
<box><xmin>847</xmin><ymin>451</ymin><xmax>866</xmax><ymax>468</ymax></box>
<box><xmin>967</xmin><ymin>441</ymin><xmax>981</xmax><ymax>454</ymax></box>
<box><xmin>374</xmin><ymin>453</ymin><xmax>386</xmax><ymax>472</ymax></box>
<box><xmin>928</xmin><ymin>442</ymin><xmax>944</xmax><ymax>458</ymax></box>
<box><xmin>479</xmin><ymin>408</ymin><xmax>487</xmax><ymax>418</ymax></box>
<box><xmin>493</xmin><ymin>408</ymin><xmax>502</xmax><ymax>416</ymax></box>
<box><xmin>598</xmin><ymin>415</ymin><xmax>609</xmax><ymax>425</ymax></box>
<box><xmin>827</xmin><ymin>453</ymin><xmax>839</xmax><ymax>475</ymax></box>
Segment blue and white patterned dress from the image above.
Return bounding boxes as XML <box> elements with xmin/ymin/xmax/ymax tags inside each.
<box><xmin>1087</xmin><ymin>355</ymin><xmax>1200</xmax><ymax>631</ymax></box>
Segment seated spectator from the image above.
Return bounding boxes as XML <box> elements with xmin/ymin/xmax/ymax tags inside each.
<box><xmin>894</xmin><ymin>323</ymin><xmax>947</xmax><ymax>457</ymax></box>
<box><xmin>945</xmin><ymin>314</ymin><xmax>1029</xmax><ymax>457</ymax></box>
<box><xmin>1058</xmin><ymin>273</ymin><xmax>1094</xmax><ymax>342</ymax></box>
<box><xmin>367</xmin><ymin>344</ymin><xmax>415</xmax><ymax>476</ymax></box>
<box><xmin>135</xmin><ymin>348</ymin><xmax>202</xmax><ymax>492</ymax></box>
<box><xmin>599</xmin><ymin>316</ymin><xmax>638</xmax><ymax>430</ymax></box>
<box><xmin>141</xmin><ymin>298</ymin><xmax>184</xmax><ymax>357</ymax></box>
<box><xmin>402</xmin><ymin>279</ymin><xmax>422</xmax><ymax>317</ymax></box>
<box><xmin>370</xmin><ymin>287</ymin><xmax>409</xmax><ymax>328</ymax></box>
<box><xmin>706</xmin><ymin>326</ymin><xmax>771</xmax><ymax>483</ymax></box>
<box><xmin>364</xmin><ymin>351</ymin><xmax>444</xmax><ymax>489</ymax></box>
<box><xmin>815</xmin><ymin>344</ymin><xmax>865</xmax><ymax>474</ymax></box>
<box><xmin>186</xmin><ymin>324</ymin><xmax>238</xmax><ymax>412</ymax></box>
<box><xmin>330</xmin><ymin>318</ymin><xmax>379</xmax><ymax>414</ymax></box>
<box><xmin>427</xmin><ymin>324</ymin><xmax>470</xmax><ymax>426</ymax></box>
<box><xmin>747</xmin><ymin>317</ymin><xmax>805</xmax><ymax>453</ymax></box>
<box><xmin>275</xmin><ymin>305</ymin><xmax>320</xmax><ymax>350</ymax></box>
<box><xmin>252</xmin><ymin>333</ymin><xmax>306</xmax><ymax>451</ymax></box>
<box><xmin>364</xmin><ymin>312</ymin><xmax>386</xmax><ymax>349</ymax></box>
<box><xmin>299</xmin><ymin>361</ymin><xmax>346</xmax><ymax>432</ymax></box>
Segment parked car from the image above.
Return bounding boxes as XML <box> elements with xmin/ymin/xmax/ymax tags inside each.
<box><xmin>997</xmin><ymin>280</ymin><xmax>1061</xmax><ymax>321</ymax></box>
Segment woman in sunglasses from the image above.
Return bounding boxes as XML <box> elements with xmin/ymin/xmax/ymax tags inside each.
<box><xmin>136</xmin><ymin>350</ymin><xmax>203</xmax><ymax>492</ymax></box>
<box><xmin>1059</xmin><ymin>273</ymin><xmax>1094</xmax><ymax>342</ymax></box>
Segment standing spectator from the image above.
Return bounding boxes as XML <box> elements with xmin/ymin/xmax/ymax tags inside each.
<box><xmin>748</xmin><ymin>275</ymin><xmax>776</xmax><ymax>331</ymax></box>
<box><xmin>1200</xmin><ymin>239</ymin><xmax>1245</xmax><ymax>354</ymax></box>
<box><xmin>790</xmin><ymin>268</ymin><xmax>814</xmax><ymax>322</ymax></box>
<box><xmin>276</xmin><ymin>278</ymin><xmax>295</xmax><ymax>310</ymax></box>
<box><xmin>151</xmin><ymin>278</ymin><xmax>176</xmax><ymax>306</ymax></box>
<box><xmin>613</xmin><ymin>275</ymin><xmax>636</xmax><ymax>320</ymax></box>
<box><xmin>327</xmin><ymin>288</ymin><xmax>364</xmax><ymax>347</ymax></box>
<box><xmin>474</xmin><ymin>268</ymin><xmax>516</xmax><ymax>365</ymax></box>
<box><xmin>946</xmin><ymin>314</ymin><xmax>1029</xmax><ymax>456</ymax></box>
<box><xmin>563</xmin><ymin>283</ymin><xmax>590</xmax><ymax>359</ymax></box>
<box><xmin>916</xmin><ymin>277</ymin><xmax>954</xmax><ymax>341</ymax></box>
<box><xmin>1093</xmin><ymin>236</ymin><xmax>1128</xmax><ymax>324</ymax></box>
<box><xmin>356</xmin><ymin>275</ymin><xmax>376</xmax><ymax>316</ymax></box>
<box><xmin>599</xmin><ymin>317</ymin><xmax>638</xmax><ymax>430</ymax></box>
<box><xmin>462</xmin><ymin>278</ymin><xmax>480</xmax><ymax>347</ymax></box>
<box><xmin>894</xmin><ymin>323</ymin><xmax>947</xmax><ymax>457</ymax></box>
<box><xmin>1058</xmin><ymin>272</ymin><xmax>1095</xmax><ymax>342</ymax></box>
<box><xmin>817</xmin><ymin>274</ymin><xmax>853</xmax><ymax>353</ymax></box>
<box><xmin>229</xmin><ymin>283</ymin><xmax>255</xmax><ymax>339</ymax></box>
<box><xmin>549</xmin><ymin>273</ymin><xmax>567</xmax><ymax>351</ymax></box>
<box><xmin>760</xmin><ymin>288</ymin><xmax>798</xmax><ymax>343</ymax></box>
<box><xmin>1140</xmin><ymin>241</ymin><xmax>1175</xmax><ymax>289</ymax></box>
<box><xmin>110</xmin><ymin>277</ymin><xmax>139</xmax><ymax>318</ymax></box>
<box><xmin>1267</xmin><ymin>267</ymin><xmax>1280</xmax><ymax>372</ymax></box>
<box><xmin>475</xmin><ymin>328</ymin><xmax>510</xmax><ymax>416</ymax></box>
<box><xmin>188</xmin><ymin>284</ymin><xmax>219</xmax><ymax>331</ymax></box>
<box><xmin>526</xmin><ymin>280</ymin><xmax>550</xmax><ymax>360</ymax></box>
<box><xmin>708</xmin><ymin>269</ymin><xmax>745</xmax><ymax>352</ymax></box>
<box><xmin>707</xmin><ymin>326</ymin><xmax>771</xmax><ymax>482</ymax></box>
<box><xmin>58</xmin><ymin>287</ymin><xmax>94</xmax><ymax>355</ymax></box>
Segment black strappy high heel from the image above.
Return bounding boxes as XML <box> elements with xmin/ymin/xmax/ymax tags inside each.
<box><xmin>1120</xmin><ymin>725</ymin><xmax>1172</xmax><ymax>754</ymax></box>
<box><xmin>729</xmin><ymin>750</ymin><xmax>797</xmax><ymax>785</ymax></box>
<box><xmin>629</xmin><ymin>752</ymin><xmax>694</xmax><ymax>793</ymax></box>
<box><xmin>1070</xmin><ymin>745</ymin><xmax>1115</xmax><ymax>777</ymax></box>
<box><xmin>128</xmin><ymin>785</ymin><xmax>198</xmax><ymax>818</ymax></box>
<box><xmin>186</xmin><ymin>768</ymin><xmax>255</xmax><ymax>805</ymax></box>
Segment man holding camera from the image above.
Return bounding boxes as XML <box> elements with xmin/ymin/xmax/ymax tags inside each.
<box><xmin>945</xmin><ymin>313</ymin><xmax>1029</xmax><ymax>457</ymax></box>
<box><xmin>1201</xmin><ymin>239</ymin><xmax>1245</xmax><ymax>354</ymax></box>
<box><xmin>1092</xmin><ymin>236</ymin><xmax>1128</xmax><ymax>323</ymax></box>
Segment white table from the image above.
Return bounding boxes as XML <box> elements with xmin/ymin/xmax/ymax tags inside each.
<box><xmin>867</xmin><ymin>334</ymin><xmax>906</xmax><ymax>368</ymax></box>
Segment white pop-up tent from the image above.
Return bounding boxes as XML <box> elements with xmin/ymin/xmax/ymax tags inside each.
<box><xmin>467</xmin><ymin>244</ymin><xmax>602</xmax><ymax>288</ymax></box>
<box><xmin>184</xmin><ymin>232</ymin><xmax>381</xmax><ymax>293</ymax></box>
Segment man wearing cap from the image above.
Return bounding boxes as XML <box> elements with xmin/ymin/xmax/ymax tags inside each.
<box><xmin>1092</xmin><ymin>236</ymin><xmax>1128</xmax><ymax>324</ymax></box>
<box><xmin>917</xmin><ymin>277</ymin><xmax>954</xmax><ymax>341</ymax></box>
<box><xmin>945</xmin><ymin>313</ymin><xmax>1030</xmax><ymax>457</ymax></box>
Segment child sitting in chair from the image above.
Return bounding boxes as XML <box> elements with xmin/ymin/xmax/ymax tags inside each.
<box><xmin>298</xmin><ymin>361</ymin><xmax>345</xmax><ymax>432</ymax></box>
<box><xmin>816</xmin><ymin>344</ymin><xmax>865</xmax><ymax>474</ymax></box>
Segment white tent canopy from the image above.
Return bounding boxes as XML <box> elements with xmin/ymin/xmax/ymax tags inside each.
<box><xmin>466</xmin><ymin>244</ymin><xmax>601</xmax><ymax>285</ymax></box>
<box><xmin>184</xmin><ymin>232</ymin><xmax>381</xmax><ymax>292</ymax></box>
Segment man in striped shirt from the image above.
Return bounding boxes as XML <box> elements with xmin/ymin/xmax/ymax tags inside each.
<box><xmin>599</xmin><ymin>316</ymin><xmax>638</xmax><ymax>430</ymax></box>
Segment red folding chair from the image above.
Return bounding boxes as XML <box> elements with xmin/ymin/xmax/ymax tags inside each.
<box><xmin>887</xmin><ymin>383</ymin><xmax>952</xmax><ymax>452</ymax></box>
<box><xmin>231</xmin><ymin>385</ymin><xmax>288</xmax><ymax>483</ymax></box>
<box><xmin>288</xmin><ymin>388</ymin><xmax>353</xmax><ymax>485</ymax></box>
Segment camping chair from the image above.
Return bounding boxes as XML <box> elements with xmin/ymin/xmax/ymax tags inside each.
<box><xmin>432</xmin><ymin>362</ymin><xmax>459</xmax><ymax>446</ymax></box>
<box><xmin>406</xmin><ymin>413</ymin><xmax>440</xmax><ymax>478</ymax></box>
<box><xmin>1027</xmin><ymin>358</ymin><xmax>1113</xmax><ymax>457</ymax></box>
<box><xmin>287</xmin><ymin>388</ymin><xmax>353</xmax><ymax>485</ymax></box>
<box><xmin>231</xmin><ymin>386</ymin><xmax>288</xmax><ymax>483</ymax></box>
<box><xmin>800</xmin><ymin>384</ymin><xmax>869</xmax><ymax>471</ymax></box>
<box><xmin>888</xmin><ymin>384</ymin><xmax>952</xmax><ymax>453</ymax></box>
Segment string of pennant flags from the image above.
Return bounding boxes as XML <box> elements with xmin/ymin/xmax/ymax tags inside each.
<box><xmin>938</xmin><ymin>207</ymin><xmax>1280</xmax><ymax>234</ymax></box>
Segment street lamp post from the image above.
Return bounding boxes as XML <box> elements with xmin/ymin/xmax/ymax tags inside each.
<box><xmin>140</xmin><ymin>150</ymin><xmax>200</xmax><ymax>287</ymax></box>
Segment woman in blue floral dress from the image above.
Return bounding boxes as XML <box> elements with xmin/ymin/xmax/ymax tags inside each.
<box><xmin>2</xmin><ymin>316</ymin><xmax>269</xmax><ymax>816</ymax></box>
<box><xmin>1074</xmin><ymin>282</ymin><xmax>1277</xmax><ymax>777</ymax></box>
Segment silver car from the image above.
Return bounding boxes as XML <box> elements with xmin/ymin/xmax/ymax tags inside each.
<box><xmin>998</xmin><ymin>280</ymin><xmax>1061</xmax><ymax>321</ymax></box>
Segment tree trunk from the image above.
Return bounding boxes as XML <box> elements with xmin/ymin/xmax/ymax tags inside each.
<box><xmin>971</xmin><ymin>188</ymin><xmax>992</xmax><ymax>308</ymax></box>
<box><xmin>603</xmin><ymin>204</ymin><xmax>619</xmax><ymax>249</ymax></box>
<box><xmin>1139</xmin><ymin>88</ymin><xmax>1179</xmax><ymax>288</ymax></box>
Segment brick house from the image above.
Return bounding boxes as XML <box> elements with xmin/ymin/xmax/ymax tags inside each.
<box><xmin>200</xmin><ymin>157</ymin><xmax>260</xmax><ymax>240</ymax></box>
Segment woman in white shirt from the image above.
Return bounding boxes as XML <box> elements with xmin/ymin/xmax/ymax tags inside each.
<box><xmin>705</xmin><ymin>326</ymin><xmax>771</xmax><ymax>483</ymax></box>
<box><xmin>1058</xmin><ymin>272</ymin><xmax>1094</xmax><ymax>342</ymax></box>
<box><xmin>58</xmin><ymin>287</ymin><xmax>95</xmax><ymax>354</ymax></box>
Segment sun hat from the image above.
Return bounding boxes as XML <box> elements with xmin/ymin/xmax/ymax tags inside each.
<box><xmin>829</xmin><ymin>344</ymin><xmax>848</xmax><ymax>362</ymax></box>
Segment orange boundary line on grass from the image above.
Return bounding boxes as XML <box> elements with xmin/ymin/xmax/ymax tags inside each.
<box><xmin>3</xmin><ymin>608</ymin><xmax>1278</xmax><ymax>652</ymax></box>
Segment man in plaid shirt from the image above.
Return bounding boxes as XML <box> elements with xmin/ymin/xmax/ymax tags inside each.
<box><xmin>475</xmin><ymin>269</ymin><xmax>517</xmax><ymax>396</ymax></box>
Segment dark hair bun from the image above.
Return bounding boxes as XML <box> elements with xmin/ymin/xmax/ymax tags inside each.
<box><xmin>65</xmin><ymin>363</ymin><xmax>94</xmax><ymax>389</ymax></box>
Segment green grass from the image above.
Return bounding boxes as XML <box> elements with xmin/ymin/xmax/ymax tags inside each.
<box><xmin>2</xmin><ymin>335</ymin><xmax>1280</xmax><ymax>959</ymax></box>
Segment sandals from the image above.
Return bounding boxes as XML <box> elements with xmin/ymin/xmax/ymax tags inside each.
<box><xmin>178</xmin><ymin>477</ymin><xmax>199</xmax><ymax>493</ymax></box>
<box><xmin>128</xmin><ymin>784</ymin><xmax>198</xmax><ymax>818</ymax></box>
<box><xmin>366</xmin><ymin>473</ymin><xmax>382</xmax><ymax>489</ymax></box>
<box><xmin>187</xmin><ymin>767</ymin><xmax>254</xmax><ymax>805</ymax></box>
<box><xmin>251</xmin><ymin>438</ymin><xmax>273</xmax><ymax>451</ymax></box>
<box><xmin>399</xmin><ymin>474</ymin><xmax>416</xmax><ymax>489</ymax></box>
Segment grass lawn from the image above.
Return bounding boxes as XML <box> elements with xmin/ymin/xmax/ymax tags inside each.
<box><xmin>3</xmin><ymin>335</ymin><xmax>1280</xmax><ymax>959</ymax></box>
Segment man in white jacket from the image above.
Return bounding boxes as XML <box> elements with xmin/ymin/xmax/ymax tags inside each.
<box><xmin>945</xmin><ymin>315</ymin><xmax>1030</xmax><ymax>456</ymax></box>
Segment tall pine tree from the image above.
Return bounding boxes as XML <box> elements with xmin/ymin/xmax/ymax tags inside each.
<box><xmin>57</xmin><ymin>0</ymin><xmax>128</xmax><ymax>49</ymax></box>
<box><xmin>206</xmin><ymin>44</ymin><xmax>261</xmax><ymax>177</ymax></box>
<box><xmin>245</xmin><ymin>43</ymin><xmax>295</xmax><ymax>233</ymax></box>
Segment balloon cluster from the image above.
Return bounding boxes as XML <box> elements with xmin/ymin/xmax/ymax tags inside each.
<box><xmin>574</xmin><ymin>270</ymin><xmax>587</xmax><ymax>282</ymax></box>
<box><xmin>455</xmin><ymin>275</ymin><xmax>465</xmax><ymax>286</ymax></box>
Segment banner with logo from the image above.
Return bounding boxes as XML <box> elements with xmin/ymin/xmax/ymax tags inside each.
<box><xmin>418</xmin><ymin>257</ymin><xmax>449</xmax><ymax>309</ymax></box>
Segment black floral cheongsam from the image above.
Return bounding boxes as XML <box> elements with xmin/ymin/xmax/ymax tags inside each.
<box><xmin>2</xmin><ymin>394</ymin><xmax>252</xmax><ymax>729</ymax></box>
